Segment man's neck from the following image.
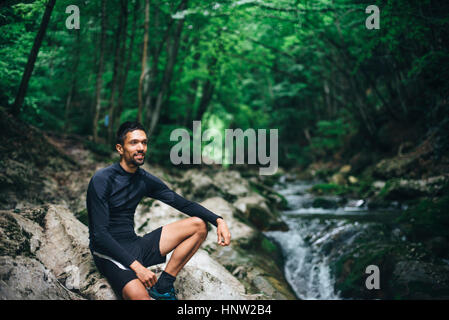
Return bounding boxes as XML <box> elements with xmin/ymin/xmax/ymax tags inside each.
<box><xmin>119</xmin><ymin>160</ymin><xmax>138</xmax><ymax>174</ymax></box>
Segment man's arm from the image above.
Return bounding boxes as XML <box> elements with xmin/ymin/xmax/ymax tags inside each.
<box><xmin>216</xmin><ymin>217</ymin><xmax>231</xmax><ymax>246</ymax></box>
<box><xmin>145</xmin><ymin>173</ymin><xmax>224</xmax><ymax>227</ymax></box>
<box><xmin>87</xmin><ymin>176</ymin><xmax>138</xmax><ymax>268</ymax></box>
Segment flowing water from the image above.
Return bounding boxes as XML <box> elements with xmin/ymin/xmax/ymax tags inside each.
<box><xmin>264</xmin><ymin>176</ymin><xmax>400</xmax><ymax>300</ymax></box>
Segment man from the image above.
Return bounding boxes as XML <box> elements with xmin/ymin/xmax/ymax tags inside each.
<box><xmin>86</xmin><ymin>121</ymin><xmax>231</xmax><ymax>300</ymax></box>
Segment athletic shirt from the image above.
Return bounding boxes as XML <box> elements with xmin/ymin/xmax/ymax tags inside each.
<box><xmin>86</xmin><ymin>162</ymin><xmax>222</xmax><ymax>268</ymax></box>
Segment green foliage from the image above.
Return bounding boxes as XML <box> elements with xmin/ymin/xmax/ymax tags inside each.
<box><xmin>310</xmin><ymin>183</ymin><xmax>349</xmax><ymax>196</ymax></box>
<box><xmin>261</xmin><ymin>237</ymin><xmax>277</xmax><ymax>255</ymax></box>
<box><xmin>1</xmin><ymin>0</ymin><xmax>448</xmax><ymax>169</ymax></box>
<box><xmin>310</xmin><ymin>119</ymin><xmax>353</xmax><ymax>157</ymax></box>
<box><xmin>148</xmin><ymin>124</ymin><xmax>191</xmax><ymax>166</ymax></box>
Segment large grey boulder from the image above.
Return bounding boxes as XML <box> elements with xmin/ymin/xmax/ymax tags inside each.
<box><xmin>135</xmin><ymin>196</ymin><xmax>296</xmax><ymax>300</ymax></box>
<box><xmin>233</xmin><ymin>195</ymin><xmax>288</xmax><ymax>231</ymax></box>
<box><xmin>174</xmin><ymin>169</ymin><xmax>251</xmax><ymax>203</ymax></box>
<box><xmin>0</xmin><ymin>255</ymin><xmax>82</xmax><ymax>300</ymax></box>
<box><xmin>391</xmin><ymin>260</ymin><xmax>449</xmax><ymax>299</ymax></box>
<box><xmin>0</xmin><ymin>205</ymin><xmax>116</xmax><ymax>300</ymax></box>
<box><xmin>378</xmin><ymin>175</ymin><xmax>449</xmax><ymax>200</ymax></box>
<box><xmin>134</xmin><ymin>195</ymin><xmax>260</xmax><ymax>300</ymax></box>
<box><xmin>152</xmin><ymin>250</ymin><xmax>255</xmax><ymax>300</ymax></box>
<box><xmin>2</xmin><ymin>200</ymin><xmax>290</xmax><ymax>300</ymax></box>
<box><xmin>197</xmin><ymin>198</ymin><xmax>296</xmax><ymax>299</ymax></box>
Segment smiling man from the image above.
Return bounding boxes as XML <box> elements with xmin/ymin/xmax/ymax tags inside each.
<box><xmin>86</xmin><ymin>121</ymin><xmax>231</xmax><ymax>300</ymax></box>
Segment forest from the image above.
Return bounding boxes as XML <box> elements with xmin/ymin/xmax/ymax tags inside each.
<box><xmin>1</xmin><ymin>0</ymin><xmax>447</xmax><ymax>166</ymax></box>
<box><xmin>1</xmin><ymin>0</ymin><xmax>449</xmax><ymax>300</ymax></box>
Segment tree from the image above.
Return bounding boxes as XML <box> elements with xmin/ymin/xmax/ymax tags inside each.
<box><xmin>12</xmin><ymin>0</ymin><xmax>56</xmax><ymax>117</ymax></box>
<box><xmin>92</xmin><ymin>0</ymin><xmax>106</xmax><ymax>142</ymax></box>
<box><xmin>138</xmin><ymin>0</ymin><xmax>150</xmax><ymax>124</ymax></box>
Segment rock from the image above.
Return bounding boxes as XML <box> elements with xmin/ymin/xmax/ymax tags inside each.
<box><xmin>135</xmin><ymin>196</ymin><xmax>295</xmax><ymax>299</ymax></box>
<box><xmin>374</xmin><ymin>156</ymin><xmax>417</xmax><ymax>180</ymax></box>
<box><xmin>380</xmin><ymin>176</ymin><xmax>448</xmax><ymax>200</ymax></box>
<box><xmin>0</xmin><ymin>205</ymin><xmax>118</xmax><ymax>300</ymax></box>
<box><xmin>248</xmin><ymin>179</ymin><xmax>288</xmax><ymax>210</ymax></box>
<box><xmin>35</xmin><ymin>205</ymin><xmax>117</xmax><ymax>300</ymax></box>
<box><xmin>206</xmin><ymin>243</ymin><xmax>296</xmax><ymax>300</ymax></box>
<box><xmin>343</xmin><ymin>199</ymin><xmax>365</xmax><ymax>210</ymax></box>
<box><xmin>424</xmin><ymin>237</ymin><xmax>449</xmax><ymax>258</ymax></box>
<box><xmin>366</xmin><ymin>198</ymin><xmax>399</xmax><ymax>210</ymax></box>
<box><xmin>391</xmin><ymin>260</ymin><xmax>449</xmax><ymax>299</ymax></box>
<box><xmin>349</xmin><ymin>152</ymin><xmax>376</xmax><ymax>175</ymax></box>
<box><xmin>397</xmin><ymin>141</ymin><xmax>414</xmax><ymax>156</ymax></box>
<box><xmin>136</xmin><ymin>195</ymin><xmax>257</xmax><ymax>246</ymax></box>
<box><xmin>212</xmin><ymin>170</ymin><xmax>251</xmax><ymax>201</ymax></box>
<box><xmin>175</xmin><ymin>169</ymin><xmax>239</xmax><ymax>202</ymax></box>
<box><xmin>199</xmin><ymin>198</ymin><xmax>295</xmax><ymax>299</ymax></box>
<box><xmin>233</xmin><ymin>196</ymin><xmax>288</xmax><ymax>231</ymax></box>
<box><xmin>0</xmin><ymin>109</ymin><xmax>80</xmax><ymax>210</ymax></box>
<box><xmin>325</xmin><ymin>165</ymin><xmax>352</xmax><ymax>186</ymax></box>
<box><xmin>339</xmin><ymin>165</ymin><xmax>351</xmax><ymax>174</ymax></box>
<box><xmin>330</xmin><ymin>173</ymin><xmax>346</xmax><ymax>186</ymax></box>
<box><xmin>372</xmin><ymin>181</ymin><xmax>386</xmax><ymax>189</ymax></box>
<box><xmin>285</xmin><ymin>173</ymin><xmax>298</xmax><ymax>182</ymax></box>
<box><xmin>2</xmin><ymin>202</ymin><xmax>278</xmax><ymax>300</ymax></box>
<box><xmin>200</xmin><ymin>197</ymin><xmax>257</xmax><ymax>244</ymax></box>
<box><xmin>311</xmin><ymin>197</ymin><xmax>338</xmax><ymax>209</ymax></box>
<box><xmin>179</xmin><ymin>169</ymin><xmax>217</xmax><ymax>197</ymax></box>
<box><xmin>167</xmin><ymin>250</ymin><xmax>254</xmax><ymax>300</ymax></box>
<box><xmin>0</xmin><ymin>255</ymin><xmax>83</xmax><ymax>300</ymax></box>
<box><xmin>348</xmin><ymin>176</ymin><xmax>358</xmax><ymax>184</ymax></box>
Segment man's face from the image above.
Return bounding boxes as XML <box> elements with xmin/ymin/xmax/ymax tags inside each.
<box><xmin>116</xmin><ymin>129</ymin><xmax>148</xmax><ymax>167</ymax></box>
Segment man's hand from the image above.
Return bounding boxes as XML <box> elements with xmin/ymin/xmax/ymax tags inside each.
<box><xmin>216</xmin><ymin>218</ymin><xmax>231</xmax><ymax>246</ymax></box>
<box><xmin>130</xmin><ymin>260</ymin><xmax>157</xmax><ymax>288</ymax></box>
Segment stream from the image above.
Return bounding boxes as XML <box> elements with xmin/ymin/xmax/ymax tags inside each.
<box><xmin>264</xmin><ymin>176</ymin><xmax>402</xmax><ymax>300</ymax></box>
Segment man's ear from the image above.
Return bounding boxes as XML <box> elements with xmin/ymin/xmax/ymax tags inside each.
<box><xmin>116</xmin><ymin>143</ymin><xmax>124</xmax><ymax>155</ymax></box>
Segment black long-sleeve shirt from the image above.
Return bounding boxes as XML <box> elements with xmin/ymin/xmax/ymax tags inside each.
<box><xmin>86</xmin><ymin>162</ymin><xmax>222</xmax><ymax>268</ymax></box>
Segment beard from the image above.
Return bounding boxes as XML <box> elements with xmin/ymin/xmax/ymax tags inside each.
<box><xmin>129</xmin><ymin>152</ymin><xmax>145</xmax><ymax>166</ymax></box>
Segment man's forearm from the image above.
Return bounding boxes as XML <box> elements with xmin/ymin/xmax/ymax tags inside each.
<box><xmin>130</xmin><ymin>260</ymin><xmax>144</xmax><ymax>272</ymax></box>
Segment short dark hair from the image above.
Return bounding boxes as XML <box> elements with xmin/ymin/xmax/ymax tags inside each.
<box><xmin>116</xmin><ymin>121</ymin><xmax>147</xmax><ymax>145</ymax></box>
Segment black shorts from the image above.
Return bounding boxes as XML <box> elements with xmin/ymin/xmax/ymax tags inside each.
<box><xmin>91</xmin><ymin>226</ymin><xmax>166</xmax><ymax>299</ymax></box>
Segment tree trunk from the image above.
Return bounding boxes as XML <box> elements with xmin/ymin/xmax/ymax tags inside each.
<box><xmin>143</xmin><ymin>3</ymin><xmax>175</xmax><ymax>130</ymax></box>
<box><xmin>12</xmin><ymin>0</ymin><xmax>56</xmax><ymax>116</ymax></box>
<box><xmin>92</xmin><ymin>0</ymin><xmax>107</xmax><ymax>142</ymax></box>
<box><xmin>107</xmin><ymin>1</ymin><xmax>127</xmax><ymax>145</ymax></box>
<box><xmin>195</xmin><ymin>76</ymin><xmax>216</xmax><ymax>121</ymax></box>
<box><xmin>64</xmin><ymin>29</ymin><xmax>81</xmax><ymax>133</ymax></box>
<box><xmin>323</xmin><ymin>78</ymin><xmax>332</xmax><ymax>117</ymax></box>
<box><xmin>138</xmin><ymin>0</ymin><xmax>150</xmax><ymax>123</ymax></box>
<box><xmin>184</xmin><ymin>40</ymin><xmax>201</xmax><ymax>126</ymax></box>
<box><xmin>148</xmin><ymin>4</ymin><xmax>187</xmax><ymax>135</ymax></box>
<box><xmin>194</xmin><ymin>28</ymin><xmax>223</xmax><ymax>122</ymax></box>
<box><xmin>146</xmin><ymin>0</ymin><xmax>189</xmax><ymax>136</ymax></box>
<box><xmin>114</xmin><ymin>0</ymin><xmax>138</xmax><ymax>135</ymax></box>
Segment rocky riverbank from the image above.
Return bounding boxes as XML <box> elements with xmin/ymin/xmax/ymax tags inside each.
<box><xmin>0</xmin><ymin>111</ymin><xmax>296</xmax><ymax>300</ymax></box>
<box><xmin>278</xmin><ymin>132</ymin><xmax>449</xmax><ymax>299</ymax></box>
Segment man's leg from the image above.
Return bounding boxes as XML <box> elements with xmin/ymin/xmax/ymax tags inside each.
<box><xmin>159</xmin><ymin>216</ymin><xmax>208</xmax><ymax>276</ymax></box>
<box><xmin>122</xmin><ymin>279</ymin><xmax>152</xmax><ymax>300</ymax></box>
<box><xmin>122</xmin><ymin>218</ymin><xmax>207</xmax><ymax>300</ymax></box>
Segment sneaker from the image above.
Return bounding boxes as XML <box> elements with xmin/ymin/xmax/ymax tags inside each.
<box><xmin>149</xmin><ymin>286</ymin><xmax>178</xmax><ymax>300</ymax></box>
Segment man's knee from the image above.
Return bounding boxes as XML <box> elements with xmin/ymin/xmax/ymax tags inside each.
<box><xmin>122</xmin><ymin>279</ymin><xmax>151</xmax><ymax>300</ymax></box>
<box><xmin>191</xmin><ymin>217</ymin><xmax>208</xmax><ymax>239</ymax></box>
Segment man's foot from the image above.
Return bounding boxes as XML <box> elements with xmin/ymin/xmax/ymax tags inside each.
<box><xmin>149</xmin><ymin>286</ymin><xmax>178</xmax><ymax>300</ymax></box>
